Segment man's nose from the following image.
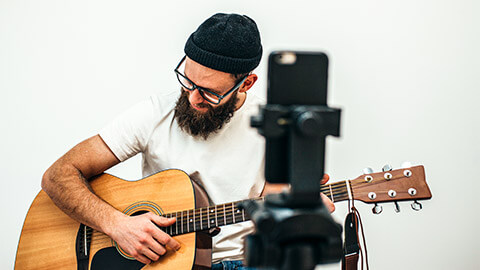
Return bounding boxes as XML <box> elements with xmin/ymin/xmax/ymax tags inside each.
<box><xmin>188</xmin><ymin>89</ymin><xmax>204</xmax><ymax>104</ymax></box>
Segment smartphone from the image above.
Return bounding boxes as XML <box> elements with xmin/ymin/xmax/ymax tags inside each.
<box><xmin>265</xmin><ymin>51</ymin><xmax>329</xmax><ymax>183</ymax></box>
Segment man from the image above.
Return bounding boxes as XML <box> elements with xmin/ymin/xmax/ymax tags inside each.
<box><xmin>41</xmin><ymin>13</ymin><xmax>334</xmax><ymax>268</ymax></box>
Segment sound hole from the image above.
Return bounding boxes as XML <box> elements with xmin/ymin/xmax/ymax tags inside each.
<box><xmin>114</xmin><ymin>210</ymin><xmax>150</xmax><ymax>261</ymax></box>
<box><xmin>131</xmin><ymin>210</ymin><xmax>149</xmax><ymax>216</ymax></box>
<box><xmin>114</xmin><ymin>202</ymin><xmax>164</xmax><ymax>260</ymax></box>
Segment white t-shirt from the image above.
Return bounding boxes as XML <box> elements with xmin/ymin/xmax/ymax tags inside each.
<box><xmin>99</xmin><ymin>90</ymin><xmax>266</xmax><ymax>262</ymax></box>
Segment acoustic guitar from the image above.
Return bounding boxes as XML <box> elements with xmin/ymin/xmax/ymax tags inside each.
<box><xmin>15</xmin><ymin>165</ymin><xmax>432</xmax><ymax>269</ymax></box>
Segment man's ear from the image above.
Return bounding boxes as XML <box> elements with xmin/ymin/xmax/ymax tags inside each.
<box><xmin>238</xmin><ymin>74</ymin><xmax>258</xmax><ymax>93</ymax></box>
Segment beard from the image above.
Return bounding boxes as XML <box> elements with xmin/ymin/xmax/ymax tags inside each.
<box><xmin>174</xmin><ymin>89</ymin><xmax>239</xmax><ymax>140</ymax></box>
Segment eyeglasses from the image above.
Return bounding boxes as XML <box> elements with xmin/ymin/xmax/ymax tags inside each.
<box><xmin>174</xmin><ymin>56</ymin><xmax>248</xmax><ymax>105</ymax></box>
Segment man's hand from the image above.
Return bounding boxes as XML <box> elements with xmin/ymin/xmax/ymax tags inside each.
<box><xmin>108</xmin><ymin>212</ymin><xmax>181</xmax><ymax>264</ymax></box>
<box><xmin>320</xmin><ymin>174</ymin><xmax>335</xmax><ymax>213</ymax></box>
<box><xmin>261</xmin><ymin>174</ymin><xmax>335</xmax><ymax>213</ymax></box>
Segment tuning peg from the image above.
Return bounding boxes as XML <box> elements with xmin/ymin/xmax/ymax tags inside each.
<box><xmin>363</xmin><ymin>167</ymin><xmax>374</xmax><ymax>174</ymax></box>
<box><xmin>411</xmin><ymin>200</ymin><xmax>422</xmax><ymax>211</ymax></box>
<box><xmin>401</xmin><ymin>161</ymin><xmax>412</xmax><ymax>168</ymax></box>
<box><xmin>372</xmin><ymin>203</ymin><xmax>383</xmax><ymax>214</ymax></box>
<box><xmin>382</xmin><ymin>164</ymin><xmax>393</xmax><ymax>172</ymax></box>
<box><xmin>394</xmin><ymin>201</ymin><xmax>401</xmax><ymax>213</ymax></box>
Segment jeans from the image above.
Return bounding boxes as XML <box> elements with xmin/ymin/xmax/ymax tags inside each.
<box><xmin>211</xmin><ymin>260</ymin><xmax>257</xmax><ymax>270</ymax></box>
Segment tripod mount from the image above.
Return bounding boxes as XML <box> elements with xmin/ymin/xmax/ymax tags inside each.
<box><xmin>241</xmin><ymin>104</ymin><xmax>343</xmax><ymax>270</ymax></box>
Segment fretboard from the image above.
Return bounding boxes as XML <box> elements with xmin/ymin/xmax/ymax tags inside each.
<box><xmin>161</xmin><ymin>180</ymin><xmax>349</xmax><ymax>236</ymax></box>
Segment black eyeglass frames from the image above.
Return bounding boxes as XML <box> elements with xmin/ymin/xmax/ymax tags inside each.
<box><xmin>174</xmin><ymin>56</ymin><xmax>248</xmax><ymax>105</ymax></box>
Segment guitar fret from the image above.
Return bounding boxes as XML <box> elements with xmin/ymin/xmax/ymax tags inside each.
<box><xmin>175</xmin><ymin>212</ymin><xmax>178</xmax><ymax>235</ymax></box>
<box><xmin>193</xmin><ymin>209</ymin><xmax>196</xmax><ymax>232</ymax></box>
<box><xmin>334</xmin><ymin>182</ymin><xmax>348</xmax><ymax>202</ymax></box>
<box><xmin>234</xmin><ymin>205</ymin><xmax>242</xmax><ymax>223</ymax></box>
<box><xmin>205</xmin><ymin>207</ymin><xmax>208</xmax><ymax>229</ymax></box>
<box><xmin>187</xmin><ymin>210</ymin><xmax>189</xmax><ymax>233</ymax></box>
<box><xmin>223</xmin><ymin>204</ymin><xmax>226</xmax><ymax>225</ymax></box>
<box><xmin>232</xmin><ymin>202</ymin><xmax>235</xmax><ymax>224</ymax></box>
<box><xmin>207</xmin><ymin>207</ymin><xmax>210</xmax><ymax>229</ymax></box>
<box><xmin>190</xmin><ymin>210</ymin><xmax>194</xmax><ymax>232</ymax></box>
<box><xmin>190</xmin><ymin>210</ymin><xmax>192</xmax><ymax>232</ymax></box>
<box><xmin>216</xmin><ymin>204</ymin><xmax>224</xmax><ymax>226</ymax></box>
<box><xmin>165</xmin><ymin>213</ymin><xmax>168</xmax><ymax>235</ymax></box>
<box><xmin>166</xmin><ymin>213</ymin><xmax>170</xmax><ymax>235</ymax></box>
<box><xmin>185</xmin><ymin>210</ymin><xmax>189</xmax><ymax>233</ymax></box>
<box><xmin>320</xmin><ymin>181</ymin><xmax>349</xmax><ymax>203</ymax></box>
<box><xmin>224</xmin><ymin>203</ymin><xmax>232</xmax><ymax>225</ymax></box>
<box><xmin>200</xmin><ymin>208</ymin><xmax>203</xmax><ymax>230</ymax></box>
<box><xmin>181</xmin><ymin>211</ymin><xmax>184</xmax><ymax>234</ymax></box>
<box><xmin>215</xmin><ymin>205</ymin><xmax>218</xmax><ymax>227</ymax></box>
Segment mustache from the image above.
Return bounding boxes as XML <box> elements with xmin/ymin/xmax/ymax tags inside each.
<box><xmin>192</xmin><ymin>101</ymin><xmax>210</xmax><ymax>109</ymax></box>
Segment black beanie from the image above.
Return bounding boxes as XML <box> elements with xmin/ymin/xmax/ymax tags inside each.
<box><xmin>184</xmin><ymin>13</ymin><xmax>263</xmax><ymax>74</ymax></box>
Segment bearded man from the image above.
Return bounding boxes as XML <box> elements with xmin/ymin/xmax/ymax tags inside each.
<box><xmin>41</xmin><ymin>13</ymin><xmax>334</xmax><ymax>269</ymax></box>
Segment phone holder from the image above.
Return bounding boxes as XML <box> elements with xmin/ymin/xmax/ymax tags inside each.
<box><xmin>242</xmin><ymin>103</ymin><xmax>343</xmax><ymax>269</ymax></box>
<box><xmin>251</xmin><ymin>104</ymin><xmax>341</xmax><ymax>205</ymax></box>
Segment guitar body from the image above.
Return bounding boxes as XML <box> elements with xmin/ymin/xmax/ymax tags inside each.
<box><xmin>15</xmin><ymin>169</ymin><xmax>209</xmax><ymax>270</ymax></box>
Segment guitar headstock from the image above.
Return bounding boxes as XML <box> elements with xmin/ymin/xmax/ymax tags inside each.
<box><xmin>350</xmin><ymin>165</ymin><xmax>432</xmax><ymax>212</ymax></box>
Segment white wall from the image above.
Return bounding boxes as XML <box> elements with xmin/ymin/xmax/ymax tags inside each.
<box><xmin>1</xmin><ymin>0</ymin><xmax>479</xmax><ymax>269</ymax></box>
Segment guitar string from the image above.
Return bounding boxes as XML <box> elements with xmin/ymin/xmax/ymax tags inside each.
<box><xmin>86</xmin><ymin>202</ymin><xmax>255</xmax><ymax>241</ymax></box>
<box><xmin>161</xmin><ymin>194</ymin><xmax>352</xmax><ymax>236</ymax></box>
<box><xmin>87</xmin><ymin>196</ymin><xmax>352</xmax><ymax>242</ymax></box>
<box><xmin>163</xmin><ymin>181</ymin><xmax>348</xmax><ymax>222</ymax></box>
<box><xmin>85</xmin><ymin>183</ymin><xmax>350</xmax><ymax>241</ymax></box>
<box><xmin>88</xmin><ymin>192</ymin><xmax>351</xmax><ymax>242</ymax></box>
<box><xmin>154</xmin><ymin>182</ymin><xmax>349</xmax><ymax>230</ymax></box>
<box><xmin>88</xmin><ymin>200</ymin><xmax>351</xmax><ymax>241</ymax></box>
<box><xmin>90</xmin><ymin>175</ymin><xmax>401</xmax><ymax>239</ymax></box>
<box><xmin>167</xmin><ymin>181</ymin><xmax>347</xmax><ymax>220</ymax></box>
<box><xmin>86</xmin><ymin>192</ymin><xmax>345</xmax><ymax>242</ymax></box>
<box><xmin>85</xmin><ymin>183</ymin><xmax>348</xmax><ymax>237</ymax></box>
<box><xmin>86</xmin><ymin>193</ymin><xmax>350</xmax><ymax>241</ymax></box>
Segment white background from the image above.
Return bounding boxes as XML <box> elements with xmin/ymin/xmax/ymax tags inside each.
<box><xmin>1</xmin><ymin>0</ymin><xmax>479</xmax><ymax>269</ymax></box>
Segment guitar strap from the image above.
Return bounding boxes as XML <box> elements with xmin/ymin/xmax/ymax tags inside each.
<box><xmin>342</xmin><ymin>204</ymin><xmax>369</xmax><ymax>270</ymax></box>
<box><xmin>342</xmin><ymin>212</ymin><xmax>360</xmax><ymax>270</ymax></box>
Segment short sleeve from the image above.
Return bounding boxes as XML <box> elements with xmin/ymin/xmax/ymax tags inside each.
<box><xmin>99</xmin><ymin>98</ymin><xmax>156</xmax><ymax>162</ymax></box>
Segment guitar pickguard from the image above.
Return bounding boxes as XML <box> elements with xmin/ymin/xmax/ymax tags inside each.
<box><xmin>91</xmin><ymin>247</ymin><xmax>145</xmax><ymax>270</ymax></box>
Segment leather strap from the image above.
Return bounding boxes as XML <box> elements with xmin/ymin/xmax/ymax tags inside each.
<box><xmin>342</xmin><ymin>254</ymin><xmax>359</xmax><ymax>270</ymax></box>
<box><xmin>342</xmin><ymin>212</ymin><xmax>359</xmax><ymax>270</ymax></box>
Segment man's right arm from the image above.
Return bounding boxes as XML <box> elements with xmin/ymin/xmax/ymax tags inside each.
<box><xmin>41</xmin><ymin>135</ymin><xmax>180</xmax><ymax>264</ymax></box>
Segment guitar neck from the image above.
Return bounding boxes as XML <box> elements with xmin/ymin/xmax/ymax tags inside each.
<box><xmin>161</xmin><ymin>181</ymin><xmax>349</xmax><ymax>236</ymax></box>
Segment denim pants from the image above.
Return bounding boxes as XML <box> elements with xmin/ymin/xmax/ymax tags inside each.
<box><xmin>211</xmin><ymin>260</ymin><xmax>256</xmax><ymax>270</ymax></box>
